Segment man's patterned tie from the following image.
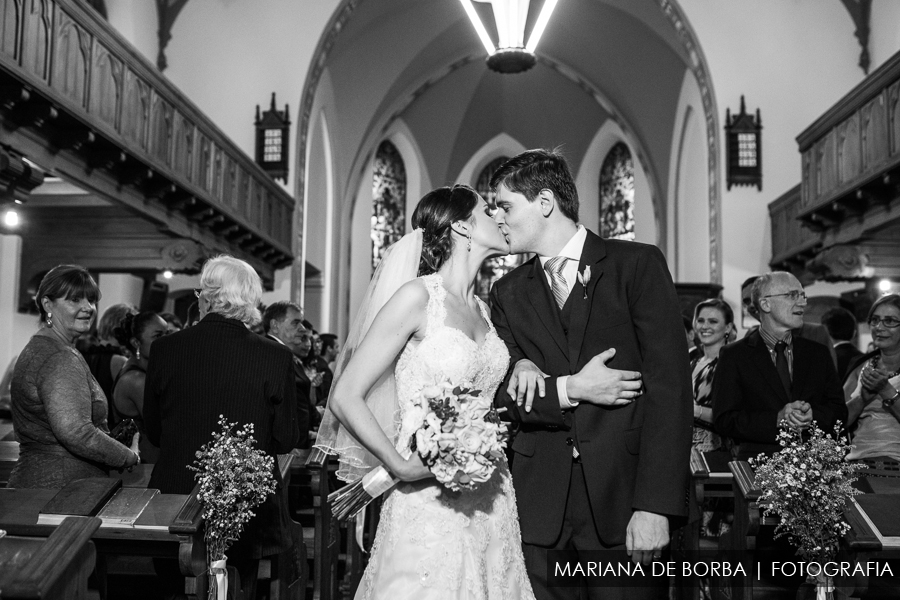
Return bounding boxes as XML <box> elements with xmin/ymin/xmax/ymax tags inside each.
<box><xmin>544</xmin><ymin>255</ymin><xmax>579</xmax><ymax>459</ymax></box>
<box><xmin>544</xmin><ymin>256</ymin><xmax>569</xmax><ymax>309</ymax></box>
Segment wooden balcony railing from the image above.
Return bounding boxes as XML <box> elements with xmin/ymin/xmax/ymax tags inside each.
<box><xmin>796</xmin><ymin>50</ymin><xmax>900</xmax><ymax>229</ymax></box>
<box><xmin>768</xmin><ymin>184</ymin><xmax>820</xmax><ymax>270</ymax></box>
<box><xmin>770</xmin><ymin>50</ymin><xmax>900</xmax><ymax>278</ymax></box>
<box><xmin>0</xmin><ymin>0</ymin><xmax>295</xmax><ymax>272</ymax></box>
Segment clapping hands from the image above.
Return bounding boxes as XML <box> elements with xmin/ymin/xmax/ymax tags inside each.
<box><xmin>859</xmin><ymin>364</ymin><xmax>896</xmax><ymax>403</ymax></box>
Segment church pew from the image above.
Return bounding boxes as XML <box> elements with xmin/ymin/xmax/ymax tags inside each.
<box><xmin>0</xmin><ymin>440</ymin><xmax>19</xmax><ymax>487</ymax></box>
<box><xmin>0</xmin><ymin>467</ymin><xmax>303</xmax><ymax>600</ymax></box>
<box><xmin>298</xmin><ymin>451</ymin><xmax>340</xmax><ymax>600</ymax></box>
<box><xmin>0</xmin><ymin>516</ymin><xmax>101</xmax><ymax>600</ymax></box>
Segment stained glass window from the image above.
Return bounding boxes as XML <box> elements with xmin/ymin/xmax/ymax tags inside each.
<box><xmin>371</xmin><ymin>140</ymin><xmax>406</xmax><ymax>271</ymax></box>
<box><xmin>599</xmin><ymin>142</ymin><xmax>635</xmax><ymax>241</ymax></box>
<box><xmin>474</xmin><ymin>156</ymin><xmax>524</xmax><ymax>302</ymax></box>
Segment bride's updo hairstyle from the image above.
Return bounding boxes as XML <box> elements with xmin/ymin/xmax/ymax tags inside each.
<box><xmin>412</xmin><ymin>184</ymin><xmax>479</xmax><ymax>276</ymax></box>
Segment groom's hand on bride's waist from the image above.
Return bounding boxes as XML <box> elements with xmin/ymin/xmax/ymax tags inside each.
<box><xmin>566</xmin><ymin>348</ymin><xmax>642</xmax><ymax>407</ymax></box>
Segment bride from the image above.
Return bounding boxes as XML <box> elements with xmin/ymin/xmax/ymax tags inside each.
<box><xmin>314</xmin><ymin>184</ymin><xmax>536</xmax><ymax>599</ymax></box>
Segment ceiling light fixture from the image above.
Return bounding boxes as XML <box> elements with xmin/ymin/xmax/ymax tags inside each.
<box><xmin>459</xmin><ymin>0</ymin><xmax>559</xmax><ymax>74</ymax></box>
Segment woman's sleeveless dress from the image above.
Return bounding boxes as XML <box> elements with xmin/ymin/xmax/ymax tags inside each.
<box><xmin>356</xmin><ymin>274</ymin><xmax>535</xmax><ymax>600</ymax></box>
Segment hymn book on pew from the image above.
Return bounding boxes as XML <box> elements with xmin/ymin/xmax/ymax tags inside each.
<box><xmin>96</xmin><ymin>488</ymin><xmax>159</xmax><ymax>528</ymax></box>
<box><xmin>133</xmin><ymin>493</ymin><xmax>188</xmax><ymax>531</ymax></box>
<box><xmin>37</xmin><ymin>477</ymin><xmax>122</xmax><ymax>525</ymax></box>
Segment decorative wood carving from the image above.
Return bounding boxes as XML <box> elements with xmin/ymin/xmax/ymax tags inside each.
<box><xmin>1</xmin><ymin>0</ymin><xmax>22</xmax><ymax>61</ymax></box>
<box><xmin>837</xmin><ymin>112</ymin><xmax>861</xmax><ymax>185</ymax></box>
<box><xmin>22</xmin><ymin>0</ymin><xmax>51</xmax><ymax>82</ymax></box>
<box><xmin>860</xmin><ymin>93</ymin><xmax>888</xmax><ymax>172</ymax></box>
<box><xmin>53</xmin><ymin>8</ymin><xmax>90</xmax><ymax>107</ymax></box>
<box><xmin>89</xmin><ymin>41</ymin><xmax>122</xmax><ymax>129</ymax></box>
<box><xmin>890</xmin><ymin>81</ymin><xmax>900</xmax><ymax>157</ymax></box>
<box><xmin>150</xmin><ymin>93</ymin><xmax>173</xmax><ymax>166</ymax></box>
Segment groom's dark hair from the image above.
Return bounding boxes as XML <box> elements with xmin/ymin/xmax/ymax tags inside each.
<box><xmin>489</xmin><ymin>148</ymin><xmax>579</xmax><ymax>223</ymax></box>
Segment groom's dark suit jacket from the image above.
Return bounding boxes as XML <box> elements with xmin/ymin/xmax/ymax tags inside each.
<box><xmin>490</xmin><ymin>230</ymin><xmax>693</xmax><ymax>547</ymax></box>
<box><xmin>711</xmin><ymin>330</ymin><xmax>847</xmax><ymax>461</ymax></box>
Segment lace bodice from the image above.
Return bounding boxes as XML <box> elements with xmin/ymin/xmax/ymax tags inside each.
<box><xmin>394</xmin><ymin>273</ymin><xmax>510</xmax><ymax>454</ymax></box>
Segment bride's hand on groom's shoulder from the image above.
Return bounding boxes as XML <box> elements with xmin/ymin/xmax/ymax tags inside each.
<box><xmin>567</xmin><ymin>349</ymin><xmax>642</xmax><ymax>406</ymax></box>
<box><xmin>507</xmin><ymin>359</ymin><xmax>547</xmax><ymax>413</ymax></box>
<box><xmin>390</xmin><ymin>453</ymin><xmax>435</xmax><ymax>482</ymax></box>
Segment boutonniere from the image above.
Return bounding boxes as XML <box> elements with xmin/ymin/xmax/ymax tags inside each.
<box><xmin>577</xmin><ymin>266</ymin><xmax>591</xmax><ymax>300</ymax></box>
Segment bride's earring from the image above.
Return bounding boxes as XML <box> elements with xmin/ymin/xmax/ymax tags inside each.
<box><xmin>467</xmin><ymin>231</ymin><xmax>472</xmax><ymax>252</ymax></box>
<box><xmin>46</xmin><ymin>312</ymin><xmax>52</xmax><ymax>327</ymax></box>
<box><xmin>136</xmin><ymin>348</ymin><xmax>141</xmax><ymax>360</ymax></box>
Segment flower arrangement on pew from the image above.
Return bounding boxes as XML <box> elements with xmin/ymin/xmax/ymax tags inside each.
<box><xmin>330</xmin><ymin>381</ymin><xmax>509</xmax><ymax>521</ymax></box>
<box><xmin>750</xmin><ymin>421</ymin><xmax>866</xmax><ymax>599</ymax></box>
<box><xmin>189</xmin><ymin>415</ymin><xmax>277</xmax><ymax>600</ymax></box>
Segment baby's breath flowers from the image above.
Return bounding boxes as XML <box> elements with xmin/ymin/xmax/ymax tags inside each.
<box><xmin>188</xmin><ymin>416</ymin><xmax>277</xmax><ymax>571</ymax></box>
<box><xmin>750</xmin><ymin>421</ymin><xmax>866</xmax><ymax>564</ymax></box>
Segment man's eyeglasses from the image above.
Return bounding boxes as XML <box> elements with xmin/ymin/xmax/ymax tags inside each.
<box><xmin>193</xmin><ymin>288</ymin><xmax>202</xmax><ymax>299</ymax></box>
<box><xmin>869</xmin><ymin>316</ymin><xmax>900</xmax><ymax>329</ymax></box>
<box><xmin>761</xmin><ymin>290</ymin><xmax>807</xmax><ymax>302</ymax></box>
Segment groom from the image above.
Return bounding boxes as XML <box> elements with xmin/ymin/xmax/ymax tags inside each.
<box><xmin>489</xmin><ymin>149</ymin><xmax>692</xmax><ymax>599</ymax></box>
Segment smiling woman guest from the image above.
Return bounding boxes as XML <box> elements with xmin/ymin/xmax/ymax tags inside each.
<box><xmin>690</xmin><ymin>298</ymin><xmax>736</xmax><ymax>452</ymax></box>
<box><xmin>7</xmin><ymin>265</ymin><xmax>141</xmax><ymax>490</ymax></box>
<box><xmin>845</xmin><ymin>294</ymin><xmax>900</xmax><ymax>462</ymax></box>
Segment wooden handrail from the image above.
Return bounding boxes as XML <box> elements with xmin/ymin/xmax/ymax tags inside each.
<box><xmin>169</xmin><ymin>483</ymin><xmax>204</xmax><ymax>535</ymax></box>
<box><xmin>728</xmin><ymin>460</ymin><xmax>761</xmax><ymax>502</ymax></box>
<box><xmin>0</xmin><ymin>516</ymin><xmax>101</xmax><ymax>597</ymax></box>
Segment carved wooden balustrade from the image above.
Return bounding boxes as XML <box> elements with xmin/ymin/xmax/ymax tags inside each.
<box><xmin>770</xmin><ymin>50</ymin><xmax>900</xmax><ymax>280</ymax></box>
<box><xmin>0</xmin><ymin>0</ymin><xmax>295</xmax><ymax>287</ymax></box>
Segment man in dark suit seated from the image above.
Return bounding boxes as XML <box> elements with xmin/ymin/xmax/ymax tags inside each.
<box><xmin>262</xmin><ymin>301</ymin><xmax>312</xmax><ymax>448</ymax></box>
<box><xmin>822</xmin><ymin>307</ymin><xmax>864</xmax><ymax>383</ymax></box>
<box><xmin>713</xmin><ymin>271</ymin><xmax>847</xmax><ymax>461</ymax></box>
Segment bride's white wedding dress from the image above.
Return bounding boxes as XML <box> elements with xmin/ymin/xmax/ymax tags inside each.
<box><xmin>356</xmin><ymin>273</ymin><xmax>535</xmax><ymax>600</ymax></box>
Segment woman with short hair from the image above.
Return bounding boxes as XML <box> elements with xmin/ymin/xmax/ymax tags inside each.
<box><xmin>7</xmin><ymin>265</ymin><xmax>140</xmax><ymax>489</ymax></box>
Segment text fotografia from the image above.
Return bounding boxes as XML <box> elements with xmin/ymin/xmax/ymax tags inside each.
<box><xmin>767</xmin><ymin>562</ymin><xmax>892</xmax><ymax>578</ymax></box>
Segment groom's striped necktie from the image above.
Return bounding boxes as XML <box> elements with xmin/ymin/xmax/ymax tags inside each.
<box><xmin>544</xmin><ymin>255</ymin><xmax>580</xmax><ymax>460</ymax></box>
<box><xmin>544</xmin><ymin>256</ymin><xmax>569</xmax><ymax>309</ymax></box>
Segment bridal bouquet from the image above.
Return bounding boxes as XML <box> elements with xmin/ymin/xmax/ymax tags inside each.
<box><xmin>188</xmin><ymin>416</ymin><xmax>277</xmax><ymax>600</ymax></box>
<box><xmin>330</xmin><ymin>381</ymin><xmax>509</xmax><ymax>521</ymax></box>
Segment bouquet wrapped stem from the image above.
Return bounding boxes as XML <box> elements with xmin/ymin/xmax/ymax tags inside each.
<box><xmin>327</xmin><ymin>382</ymin><xmax>508</xmax><ymax>522</ymax></box>
<box><xmin>328</xmin><ymin>466</ymin><xmax>399</xmax><ymax>521</ymax></box>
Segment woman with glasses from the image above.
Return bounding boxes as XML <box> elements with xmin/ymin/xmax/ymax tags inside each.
<box><xmin>845</xmin><ymin>294</ymin><xmax>900</xmax><ymax>462</ymax></box>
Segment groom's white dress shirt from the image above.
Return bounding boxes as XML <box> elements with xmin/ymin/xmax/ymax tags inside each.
<box><xmin>537</xmin><ymin>224</ymin><xmax>586</xmax><ymax>408</ymax></box>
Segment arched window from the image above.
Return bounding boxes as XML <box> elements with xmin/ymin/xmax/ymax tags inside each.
<box><xmin>474</xmin><ymin>156</ymin><xmax>523</xmax><ymax>302</ymax></box>
<box><xmin>599</xmin><ymin>142</ymin><xmax>635</xmax><ymax>241</ymax></box>
<box><xmin>371</xmin><ymin>140</ymin><xmax>406</xmax><ymax>271</ymax></box>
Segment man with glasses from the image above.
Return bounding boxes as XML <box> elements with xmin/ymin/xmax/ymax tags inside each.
<box><xmin>740</xmin><ymin>276</ymin><xmax>838</xmax><ymax>369</ymax></box>
<box><xmin>713</xmin><ymin>272</ymin><xmax>847</xmax><ymax>460</ymax></box>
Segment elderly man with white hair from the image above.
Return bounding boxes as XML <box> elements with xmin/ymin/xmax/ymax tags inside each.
<box><xmin>712</xmin><ymin>271</ymin><xmax>847</xmax><ymax>461</ymax></box>
<box><xmin>144</xmin><ymin>255</ymin><xmax>300</xmax><ymax>597</ymax></box>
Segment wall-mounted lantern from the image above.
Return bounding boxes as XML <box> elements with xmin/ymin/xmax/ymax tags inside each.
<box><xmin>725</xmin><ymin>96</ymin><xmax>762</xmax><ymax>191</ymax></box>
<box><xmin>255</xmin><ymin>93</ymin><xmax>290</xmax><ymax>183</ymax></box>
